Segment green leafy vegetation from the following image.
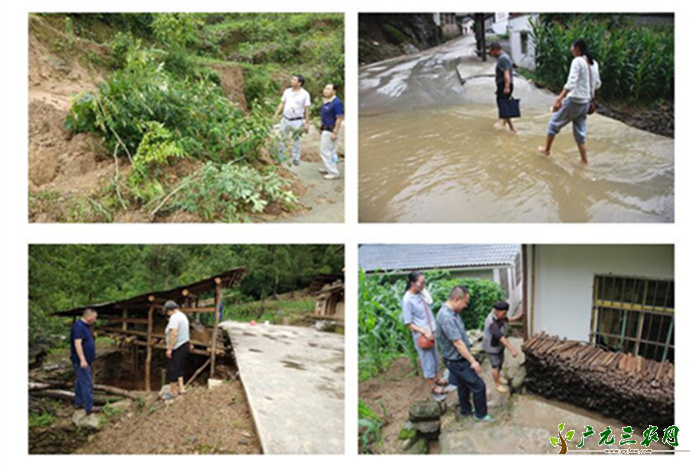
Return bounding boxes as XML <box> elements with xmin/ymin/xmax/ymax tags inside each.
<box><xmin>29</xmin><ymin>411</ymin><xmax>56</xmax><ymax>429</ymax></box>
<box><xmin>531</xmin><ymin>14</ymin><xmax>674</xmax><ymax>103</ymax></box>
<box><xmin>358</xmin><ymin>270</ymin><xmax>505</xmax><ymax>381</ymax></box>
<box><xmin>99</xmin><ymin>402</ymin><xmax>125</xmax><ymax>425</ymax></box>
<box><xmin>29</xmin><ymin>245</ymin><xmax>343</xmax><ymax>349</ymax></box>
<box><xmin>358</xmin><ymin>399</ymin><xmax>384</xmax><ymax>454</ymax></box>
<box><xmin>167</xmin><ymin>162</ymin><xmax>297</xmax><ymax>222</ymax></box>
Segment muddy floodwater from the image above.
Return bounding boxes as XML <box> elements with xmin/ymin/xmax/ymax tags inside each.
<box><xmin>359</xmin><ymin>36</ymin><xmax>674</xmax><ymax>223</ymax></box>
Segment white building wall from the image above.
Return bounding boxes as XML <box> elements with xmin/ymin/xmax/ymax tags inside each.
<box><xmin>490</xmin><ymin>12</ymin><xmax>509</xmax><ymax>35</ymax></box>
<box><xmin>508</xmin><ymin>14</ymin><xmax>538</xmax><ymax>70</ymax></box>
<box><xmin>531</xmin><ymin>245</ymin><xmax>674</xmax><ymax>342</ymax></box>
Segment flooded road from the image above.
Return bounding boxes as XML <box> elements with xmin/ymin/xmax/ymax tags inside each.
<box><xmin>359</xmin><ymin>36</ymin><xmax>674</xmax><ymax>223</ymax></box>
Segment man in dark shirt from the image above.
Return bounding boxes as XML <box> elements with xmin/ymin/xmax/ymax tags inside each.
<box><xmin>436</xmin><ymin>286</ymin><xmax>494</xmax><ymax>422</ymax></box>
<box><xmin>70</xmin><ymin>308</ymin><xmax>99</xmax><ymax>414</ymax></box>
<box><xmin>489</xmin><ymin>42</ymin><xmax>518</xmax><ymax>133</ymax></box>
<box><xmin>482</xmin><ymin>301</ymin><xmax>523</xmax><ymax>393</ymax></box>
<box><xmin>318</xmin><ymin>83</ymin><xmax>344</xmax><ymax>180</ymax></box>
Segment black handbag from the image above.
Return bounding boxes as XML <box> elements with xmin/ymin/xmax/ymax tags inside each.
<box><xmin>497</xmin><ymin>97</ymin><xmax>521</xmax><ymax>119</ymax></box>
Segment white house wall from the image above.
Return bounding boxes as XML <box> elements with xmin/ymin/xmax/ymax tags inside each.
<box><xmin>531</xmin><ymin>245</ymin><xmax>674</xmax><ymax>342</ymax></box>
<box><xmin>490</xmin><ymin>13</ymin><xmax>509</xmax><ymax>35</ymax></box>
<box><xmin>508</xmin><ymin>14</ymin><xmax>537</xmax><ymax>70</ymax></box>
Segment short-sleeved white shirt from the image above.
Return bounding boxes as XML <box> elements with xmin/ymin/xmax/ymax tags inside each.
<box><xmin>281</xmin><ymin>87</ymin><xmax>311</xmax><ymax>119</ymax></box>
<box><xmin>165</xmin><ymin>311</ymin><xmax>190</xmax><ymax>350</ymax></box>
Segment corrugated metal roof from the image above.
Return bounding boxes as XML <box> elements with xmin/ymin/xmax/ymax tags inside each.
<box><xmin>359</xmin><ymin>244</ymin><xmax>520</xmax><ymax>273</ymax></box>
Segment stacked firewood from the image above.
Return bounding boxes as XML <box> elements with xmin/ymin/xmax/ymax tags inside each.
<box><xmin>523</xmin><ymin>332</ymin><xmax>674</xmax><ymax>428</ymax></box>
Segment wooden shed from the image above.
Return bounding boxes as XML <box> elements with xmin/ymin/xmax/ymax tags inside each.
<box><xmin>310</xmin><ymin>274</ymin><xmax>344</xmax><ymax>319</ymax></box>
<box><xmin>53</xmin><ymin>267</ymin><xmax>247</xmax><ymax>391</ymax></box>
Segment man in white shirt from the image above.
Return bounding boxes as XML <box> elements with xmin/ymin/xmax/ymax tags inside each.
<box><xmin>274</xmin><ymin>75</ymin><xmax>311</xmax><ymax>166</ymax></box>
<box><xmin>163</xmin><ymin>300</ymin><xmax>191</xmax><ymax>400</ymax></box>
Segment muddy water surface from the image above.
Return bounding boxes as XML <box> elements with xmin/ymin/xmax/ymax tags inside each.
<box><xmin>359</xmin><ymin>36</ymin><xmax>674</xmax><ymax>223</ymax></box>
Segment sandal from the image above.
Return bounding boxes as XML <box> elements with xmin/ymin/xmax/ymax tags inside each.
<box><xmin>432</xmin><ymin>385</ymin><xmax>449</xmax><ymax>395</ymax></box>
<box><xmin>435</xmin><ymin>378</ymin><xmax>449</xmax><ymax>387</ymax></box>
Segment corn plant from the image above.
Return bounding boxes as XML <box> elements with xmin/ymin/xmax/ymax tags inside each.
<box><xmin>358</xmin><ymin>269</ymin><xmax>505</xmax><ymax>381</ymax></box>
<box><xmin>530</xmin><ymin>14</ymin><xmax>673</xmax><ymax>103</ymax></box>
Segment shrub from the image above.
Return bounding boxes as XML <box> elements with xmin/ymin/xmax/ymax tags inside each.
<box><xmin>109</xmin><ymin>32</ymin><xmax>137</xmax><ymax>69</ymax></box>
<box><xmin>168</xmin><ymin>162</ymin><xmax>297</xmax><ymax>222</ymax></box>
<box><xmin>129</xmin><ymin>122</ymin><xmax>185</xmax><ymax>184</ymax></box>
<box><xmin>151</xmin><ymin>13</ymin><xmax>205</xmax><ymax>49</ymax></box>
<box><xmin>65</xmin><ymin>44</ymin><xmax>268</xmax><ymax>163</ymax></box>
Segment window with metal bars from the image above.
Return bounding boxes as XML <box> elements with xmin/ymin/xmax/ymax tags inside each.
<box><xmin>590</xmin><ymin>274</ymin><xmax>674</xmax><ymax>363</ymax></box>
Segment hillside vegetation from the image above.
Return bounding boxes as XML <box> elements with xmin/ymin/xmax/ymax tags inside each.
<box><xmin>28</xmin><ymin>13</ymin><xmax>344</xmax><ymax>222</ymax></box>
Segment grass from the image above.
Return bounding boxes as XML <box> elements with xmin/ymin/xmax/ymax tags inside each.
<box><xmin>223</xmin><ymin>297</ymin><xmax>317</xmax><ymax>323</ymax></box>
<box><xmin>99</xmin><ymin>402</ymin><xmax>124</xmax><ymax>425</ymax></box>
<box><xmin>358</xmin><ymin>399</ymin><xmax>385</xmax><ymax>454</ymax></box>
<box><xmin>29</xmin><ymin>411</ymin><xmax>55</xmax><ymax>429</ymax></box>
<box><xmin>29</xmin><ymin>190</ymin><xmax>113</xmax><ymax>223</ymax></box>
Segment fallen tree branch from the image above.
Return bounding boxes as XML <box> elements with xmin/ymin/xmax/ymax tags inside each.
<box><xmin>29</xmin><ymin>382</ymin><xmax>139</xmax><ymax>400</ymax></box>
<box><xmin>31</xmin><ymin>389</ymin><xmax>122</xmax><ymax>406</ymax></box>
<box><xmin>112</xmin><ymin>143</ymin><xmax>128</xmax><ymax>210</ymax></box>
<box><xmin>148</xmin><ymin>176</ymin><xmax>197</xmax><ymax>221</ymax></box>
<box><xmin>185</xmin><ymin>358</ymin><xmax>211</xmax><ymax>387</ymax></box>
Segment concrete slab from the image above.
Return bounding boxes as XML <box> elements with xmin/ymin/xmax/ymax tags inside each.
<box><xmin>221</xmin><ymin>322</ymin><xmax>344</xmax><ymax>454</ymax></box>
<box><xmin>440</xmin><ymin>395</ymin><xmax>672</xmax><ymax>454</ymax></box>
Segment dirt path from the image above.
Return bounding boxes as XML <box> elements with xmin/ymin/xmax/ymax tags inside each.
<box><xmin>75</xmin><ymin>382</ymin><xmax>261</xmax><ymax>454</ymax></box>
<box><xmin>360</xmin><ymin>357</ymin><xmax>432</xmax><ymax>454</ymax></box>
<box><xmin>260</xmin><ymin>126</ymin><xmax>345</xmax><ymax>223</ymax></box>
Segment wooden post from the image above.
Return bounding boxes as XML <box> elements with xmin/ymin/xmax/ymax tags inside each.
<box><xmin>122</xmin><ymin>308</ymin><xmax>128</xmax><ymax>331</ymax></box>
<box><xmin>145</xmin><ymin>303</ymin><xmax>154</xmax><ymax>392</ymax></box>
<box><xmin>210</xmin><ymin>278</ymin><xmax>222</xmax><ymax>377</ymax></box>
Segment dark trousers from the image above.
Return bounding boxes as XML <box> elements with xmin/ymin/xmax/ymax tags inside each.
<box><xmin>446</xmin><ymin>358</ymin><xmax>487</xmax><ymax>418</ymax></box>
<box><xmin>167</xmin><ymin>343</ymin><xmax>190</xmax><ymax>383</ymax></box>
<box><xmin>73</xmin><ymin>362</ymin><xmax>93</xmax><ymax>413</ymax></box>
<box><xmin>496</xmin><ymin>82</ymin><xmax>514</xmax><ymax>101</ymax></box>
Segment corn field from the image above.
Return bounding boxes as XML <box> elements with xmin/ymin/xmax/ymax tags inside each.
<box><xmin>358</xmin><ymin>269</ymin><xmax>505</xmax><ymax>381</ymax></box>
<box><xmin>531</xmin><ymin>15</ymin><xmax>674</xmax><ymax>102</ymax></box>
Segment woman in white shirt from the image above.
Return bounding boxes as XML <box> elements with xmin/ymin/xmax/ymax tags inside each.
<box><xmin>538</xmin><ymin>39</ymin><xmax>602</xmax><ymax>165</ymax></box>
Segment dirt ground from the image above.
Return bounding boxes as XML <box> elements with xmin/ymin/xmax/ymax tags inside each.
<box><xmin>251</xmin><ymin>125</ymin><xmax>345</xmax><ymax>223</ymax></box>
<box><xmin>75</xmin><ymin>381</ymin><xmax>261</xmax><ymax>455</ymax></box>
<box><xmin>359</xmin><ymin>357</ymin><xmax>438</xmax><ymax>454</ymax></box>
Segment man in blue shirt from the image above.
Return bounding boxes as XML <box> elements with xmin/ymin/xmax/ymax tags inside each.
<box><xmin>436</xmin><ymin>286</ymin><xmax>494</xmax><ymax>422</ymax></box>
<box><xmin>318</xmin><ymin>83</ymin><xmax>344</xmax><ymax>180</ymax></box>
<box><xmin>70</xmin><ymin>308</ymin><xmax>99</xmax><ymax>414</ymax></box>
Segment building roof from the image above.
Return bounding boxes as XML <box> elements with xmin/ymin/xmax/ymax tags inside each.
<box><xmin>359</xmin><ymin>244</ymin><xmax>520</xmax><ymax>273</ymax></box>
<box><xmin>53</xmin><ymin>267</ymin><xmax>248</xmax><ymax>317</ymax></box>
<box><xmin>309</xmin><ymin>274</ymin><xmax>345</xmax><ymax>294</ymax></box>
